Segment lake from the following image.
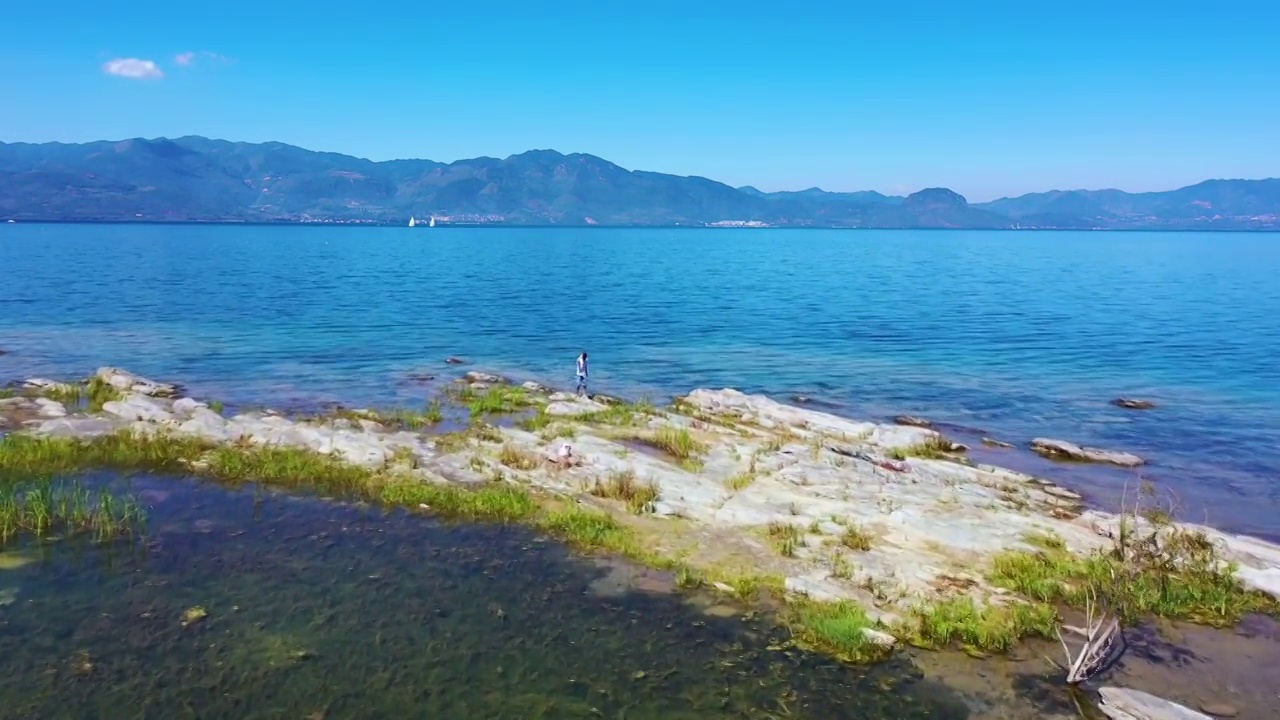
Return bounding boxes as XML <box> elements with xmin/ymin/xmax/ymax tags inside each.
<box><xmin>1</xmin><ymin>224</ymin><xmax>1278</xmax><ymax>538</ymax></box>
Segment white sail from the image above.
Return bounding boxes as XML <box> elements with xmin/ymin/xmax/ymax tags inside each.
<box><xmin>409</xmin><ymin>216</ymin><xmax>416</xmax><ymax>227</ymax></box>
<box><xmin>428</xmin><ymin>216</ymin><xmax>435</xmax><ymax>227</ymax></box>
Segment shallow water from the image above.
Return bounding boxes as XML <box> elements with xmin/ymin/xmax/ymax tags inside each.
<box><xmin>0</xmin><ymin>473</ymin><xmax>991</xmax><ymax>719</ymax></box>
<box><xmin>1</xmin><ymin>224</ymin><xmax>1278</xmax><ymax>537</ymax></box>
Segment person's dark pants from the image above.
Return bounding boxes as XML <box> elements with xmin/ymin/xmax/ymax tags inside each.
<box><xmin>576</xmin><ymin>374</ymin><xmax>588</xmax><ymax>396</ymax></box>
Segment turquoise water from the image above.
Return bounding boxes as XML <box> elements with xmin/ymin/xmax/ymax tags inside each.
<box><xmin>1</xmin><ymin>223</ymin><xmax>1278</xmax><ymax>537</ymax></box>
<box><xmin>0</xmin><ymin>473</ymin><xmax>977</xmax><ymax>719</ymax></box>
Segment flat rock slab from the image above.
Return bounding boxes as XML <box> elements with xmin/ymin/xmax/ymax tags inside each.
<box><xmin>1031</xmin><ymin>437</ymin><xmax>1145</xmax><ymax>467</ymax></box>
<box><xmin>96</xmin><ymin>367</ymin><xmax>179</xmax><ymax>397</ymax></box>
<box><xmin>1097</xmin><ymin>687</ymin><xmax>1213</xmax><ymax>720</ymax></box>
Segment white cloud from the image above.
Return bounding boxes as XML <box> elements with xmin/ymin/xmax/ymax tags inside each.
<box><xmin>174</xmin><ymin>50</ymin><xmax>230</xmax><ymax>67</ymax></box>
<box><xmin>103</xmin><ymin>57</ymin><xmax>163</xmax><ymax>79</ymax></box>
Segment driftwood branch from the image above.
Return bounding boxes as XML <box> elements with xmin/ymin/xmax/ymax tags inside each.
<box><xmin>1056</xmin><ymin>586</ymin><xmax>1124</xmax><ymax>684</ymax></box>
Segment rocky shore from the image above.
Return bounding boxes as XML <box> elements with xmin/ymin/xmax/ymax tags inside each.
<box><xmin>3</xmin><ymin>366</ymin><xmax>1279</xmax><ymax>718</ymax></box>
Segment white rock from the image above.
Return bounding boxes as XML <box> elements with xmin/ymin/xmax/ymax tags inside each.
<box><xmin>1097</xmin><ymin>687</ymin><xmax>1213</xmax><ymax>720</ymax></box>
<box><xmin>95</xmin><ymin>367</ymin><xmax>178</xmax><ymax>397</ymax></box>
<box><xmin>102</xmin><ymin>395</ymin><xmax>175</xmax><ymax>423</ymax></box>
<box><xmin>861</xmin><ymin>628</ymin><xmax>897</xmax><ymax>648</ymax></box>
<box><xmin>1031</xmin><ymin>437</ymin><xmax>1145</xmax><ymax>467</ymax></box>
<box><xmin>171</xmin><ymin>397</ymin><xmax>207</xmax><ymax>417</ymax></box>
<box><xmin>33</xmin><ymin>397</ymin><xmax>67</xmax><ymax>418</ymax></box>
<box><xmin>545</xmin><ymin>397</ymin><xmax>608</xmax><ymax>416</ymax></box>
<box><xmin>34</xmin><ymin>416</ymin><xmax>125</xmax><ymax>438</ymax></box>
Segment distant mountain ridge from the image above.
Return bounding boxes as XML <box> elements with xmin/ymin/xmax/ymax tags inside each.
<box><xmin>0</xmin><ymin>136</ymin><xmax>1276</xmax><ymax>229</ymax></box>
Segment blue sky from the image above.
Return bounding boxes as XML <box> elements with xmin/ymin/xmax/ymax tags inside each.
<box><xmin>1</xmin><ymin>1</ymin><xmax>1277</xmax><ymax>201</ymax></box>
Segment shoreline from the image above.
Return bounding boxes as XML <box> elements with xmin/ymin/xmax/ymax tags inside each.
<box><xmin>4</xmin><ymin>365</ymin><xmax>1280</xmax><ymax>716</ymax></box>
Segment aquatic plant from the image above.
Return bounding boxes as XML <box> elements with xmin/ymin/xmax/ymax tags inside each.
<box><xmin>0</xmin><ymin>478</ymin><xmax>146</xmax><ymax>544</ymax></box>
<box><xmin>589</xmin><ymin>468</ymin><xmax>660</xmax><ymax>514</ymax></box>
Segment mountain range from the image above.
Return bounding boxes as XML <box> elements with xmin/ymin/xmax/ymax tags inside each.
<box><xmin>1</xmin><ymin>136</ymin><xmax>1277</xmax><ymax>230</ymax></box>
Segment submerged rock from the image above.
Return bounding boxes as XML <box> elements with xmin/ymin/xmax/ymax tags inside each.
<box><xmin>1030</xmin><ymin>438</ymin><xmax>1145</xmax><ymax>467</ymax></box>
<box><xmin>1097</xmin><ymin>687</ymin><xmax>1212</xmax><ymax>720</ymax></box>
<box><xmin>981</xmin><ymin>437</ymin><xmax>1013</xmax><ymax>449</ymax></box>
<box><xmin>892</xmin><ymin>415</ymin><xmax>933</xmax><ymax>428</ymax></box>
<box><xmin>444</xmin><ymin>356</ymin><xmax>467</xmax><ymax>365</ymax></box>
<box><xmin>1112</xmin><ymin>397</ymin><xmax>1157</xmax><ymax>410</ymax></box>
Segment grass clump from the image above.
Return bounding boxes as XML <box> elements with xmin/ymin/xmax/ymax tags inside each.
<box><xmin>574</xmin><ymin>399</ymin><xmax>657</xmax><ymax>428</ymax></box>
<box><xmin>497</xmin><ymin>444</ymin><xmax>540</xmax><ymax>471</ymax></box>
<box><xmin>589</xmin><ymin>468</ymin><xmax>660</xmax><ymax>514</ymax></box>
<box><xmin>901</xmin><ymin>596</ymin><xmax>1058</xmax><ymax>653</ymax></box>
<box><xmin>644</xmin><ymin>427</ymin><xmax>707</xmax><ymax>460</ymax></box>
<box><xmin>766</xmin><ymin>521</ymin><xmax>805</xmax><ymax>557</ymax></box>
<box><xmin>989</xmin><ymin>525</ymin><xmax>1278</xmax><ymax>625</ymax></box>
<box><xmin>0</xmin><ymin>478</ymin><xmax>146</xmax><ymax>544</ymax></box>
<box><xmin>203</xmin><ymin>445</ymin><xmax>374</xmax><ymax>495</ymax></box>
<box><xmin>537</xmin><ymin>506</ymin><xmax>639</xmax><ymax>555</ymax></box>
<box><xmin>839</xmin><ymin>523</ymin><xmax>874</xmax><ymax>552</ymax></box>
<box><xmin>888</xmin><ymin>435</ymin><xmax>962</xmax><ymax>461</ymax></box>
<box><xmin>384</xmin><ymin>401</ymin><xmax>444</xmax><ymax>429</ymax></box>
<box><xmin>789</xmin><ymin>601</ymin><xmax>888</xmax><ymax>662</ymax></box>
<box><xmin>459</xmin><ymin>385</ymin><xmax>537</xmax><ymax>419</ymax></box>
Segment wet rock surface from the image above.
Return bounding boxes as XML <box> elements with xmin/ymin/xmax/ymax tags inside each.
<box><xmin>1098</xmin><ymin>687</ymin><xmax>1213</xmax><ymax>720</ymax></box>
<box><xmin>1030</xmin><ymin>437</ymin><xmax>1146</xmax><ymax>467</ymax></box>
<box><xmin>1113</xmin><ymin>398</ymin><xmax>1158</xmax><ymax>410</ymax></box>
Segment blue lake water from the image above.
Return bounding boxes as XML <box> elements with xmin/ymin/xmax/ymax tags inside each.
<box><xmin>2</xmin><ymin>223</ymin><xmax>1278</xmax><ymax>538</ymax></box>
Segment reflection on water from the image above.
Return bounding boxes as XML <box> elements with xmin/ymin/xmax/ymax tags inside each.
<box><xmin>0</xmin><ymin>473</ymin><xmax>974</xmax><ymax>719</ymax></box>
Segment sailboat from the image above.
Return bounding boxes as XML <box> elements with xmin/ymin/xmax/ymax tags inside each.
<box><xmin>428</xmin><ymin>216</ymin><xmax>436</xmax><ymax>228</ymax></box>
<box><xmin>408</xmin><ymin>216</ymin><xmax>417</xmax><ymax>227</ymax></box>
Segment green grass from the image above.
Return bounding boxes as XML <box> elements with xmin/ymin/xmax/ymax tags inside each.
<box><xmin>887</xmin><ymin>435</ymin><xmax>963</xmax><ymax>461</ymax></box>
<box><xmin>589</xmin><ymin>468</ymin><xmax>660</xmax><ymax>514</ymax></box>
<box><xmin>517</xmin><ymin>409</ymin><xmax>553</xmax><ymax>432</ymax></box>
<box><xmin>839</xmin><ymin>524</ymin><xmax>874</xmax><ymax>552</ymax></box>
<box><xmin>788</xmin><ymin>601</ymin><xmax>888</xmax><ymax>662</ymax></box>
<box><xmin>644</xmin><ymin>427</ymin><xmax>707</xmax><ymax>460</ymax></box>
<box><xmin>0</xmin><ymin>478</ymin><xmax>146</xmax><ymax>544</ymax></box>
<box><xmin>573</xmin><ymin>399</ymin><xmax>657</xmax><ymax>427</ymax></box>
<box><xmin>457</xmin><ymin>385</ymin><xmax>538</xmax><ymax>419</ymax></box>
<box><xmin>900</xmin><ymin>596</ymin><xmax>1058</xmax><ymax>654</ymax></box>
<box><xmin>201</xmin><ymin>445</ymin><xmax>374</xmax><ymax>496</ymax></box>
<box><xmin>0</xmin><ymin>433</ymin><xmax>207</xmax><ymax>478</ymax></box>
<box><xmin>208</xmin><ymin>400</ymin><xmax>226</xmax><ymax>414</ymax></box>
<box><xmin>380</xmin><ymin>479</ymin><xmax>537</xmax><ymax>522</ymax></box>
<box><xmin>726</xmin><ymin>471</ymin><xmax>757</xmax><ymax>492</ymax></box>
<box><xmin>0</xmin><ymin>388</ymin><xmax>19</xmax><ymax>399</ymax></box>
<box><xmin>988</xmin><ymin>525</ymin><xmax>1279</xmax><ymax>625</ymax></box>
<box><xmin>536</xmin><ymin>506</ymin><xmax>640</xmax><ymax>555</ymax></box>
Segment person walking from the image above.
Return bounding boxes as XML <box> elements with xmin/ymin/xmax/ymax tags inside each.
<box><xmin>575</xmin><ymin>352</ymin><xmax>589</xmax><ymax>397</ymax></box>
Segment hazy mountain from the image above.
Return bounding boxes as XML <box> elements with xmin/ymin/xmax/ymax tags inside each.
<box><xmin>975</xmin><ymin>179</ymin><xmax>1280</xmax><ymax>229</ymax></box>
<box><xmin>0</xmin><ymin>136</ymin><xmax>1275</xmax><ymax>229</ymax></box>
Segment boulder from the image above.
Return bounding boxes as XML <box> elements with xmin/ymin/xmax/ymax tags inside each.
<box><xmin>95</xmin><ymin>367</ymin><xmax>178</xmax><ymax>397</ymax></box>
<box><xmin>462</xmin><ymin>371</ymin><xmax>507</xmax><ymax>385</ymax></box>
<box><xmin>1030</xmin><ymin>438</ymin><xmax>1144</xmax><ymax>467</ymax></box>
<box><xmin>1097</xmin><ymin>687</ymin><xmax>1212</xmax><ymax>720</ymax></box>
<box><xmin>1112</xmin><ymin>398</ymin><xmax>1157</xmax><ymax>410</ymax></box>
<box><xmin>33</xmin><ymin>398</ymin><xmax>68</xmax><ymax>418</ymax></box>
<box><xmin>171</xmin><ymin>397</ymin><xmax>208</xmax><ymax>417</ymax></box>
<box><xmin>102</xmin><ymin>395</ymin><xmax>176</xmax><ymax>423</ymax></box>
